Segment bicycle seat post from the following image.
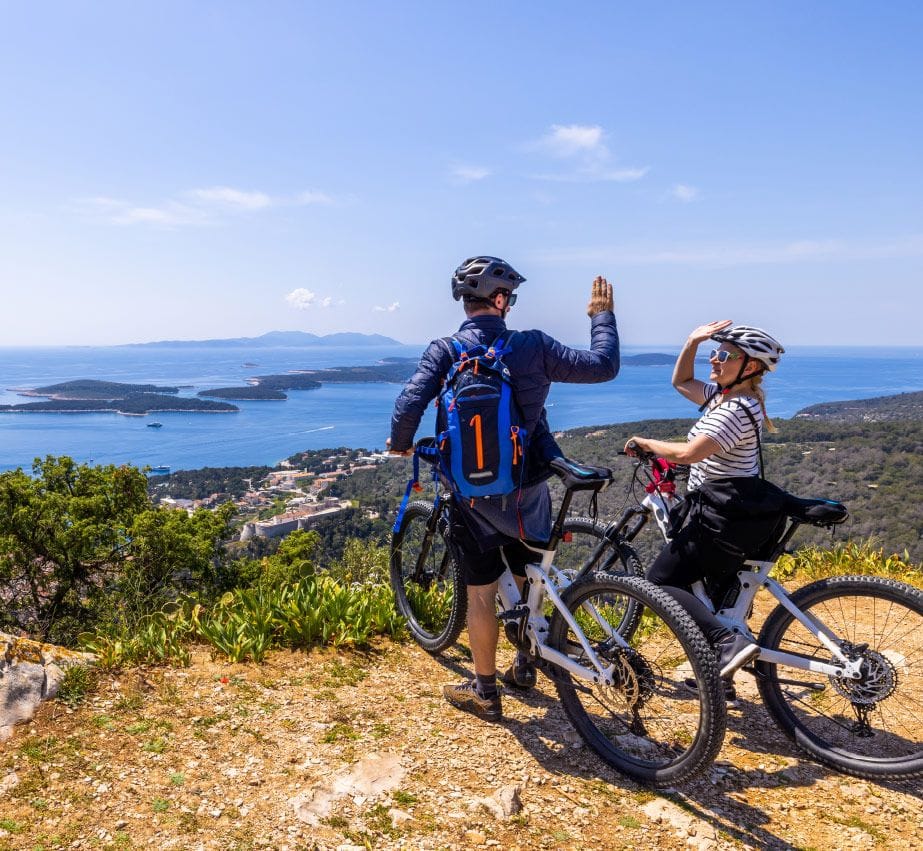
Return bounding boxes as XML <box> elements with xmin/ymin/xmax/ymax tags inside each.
<box><xmin>546</xmin><ymin>488</ymin><xmax>576</xmax><ymax>553</ymax></box>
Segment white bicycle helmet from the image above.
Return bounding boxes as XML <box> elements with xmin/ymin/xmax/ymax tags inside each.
<box><xmin>711</xmin><ymin>325</ymin><xmax>785</xmax><ymax>371</ymax></box>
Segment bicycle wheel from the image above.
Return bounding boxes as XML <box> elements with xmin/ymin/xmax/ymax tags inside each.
<box><xmin>390</xmin><ymin>500</ymin><xmax>467</xmax><ymax>654</ymax></box>
<box><xmin>558</xmin><ymin>517</ymin><xmax>645</xmax><ymax>638</ymax></box>
<box><xmin>757</xmin><ymin>575</ymin><xmax>923</xmax><ymax>780</ymax></box>
<box><xmin>547</xmin><ymin>574</ymin><xmax>726</xmax><ymax>787</ymax></box>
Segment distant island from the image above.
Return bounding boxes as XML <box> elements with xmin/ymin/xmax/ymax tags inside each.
<box><xmin>15</xmin><ymin>379</ymin><xmax>181</xmax><ymax>400</ymax></box>
<box><xmin>795</xmin><ymin>389</ymin><xmax>923</xmax><ymax>422</ymax></box>
<box><xmin>2</xmin><ymin>352</ymin><xmax>681</xmax><ymax>412</ymax></box>
<box><xmin>126</xmin><ymin>331</ymin><xmax>403</xmax><ymax>348</ymax></box>
<box><xmin>1</xmin><ymin>380</ymin><xmax>238</xmax><ymax>415</ymax></box>
<box><xmin>198</xmin><ymin>386</ymin><xmax>290</xmax><ymax>401</ymax></box>
<box><xmin>623</xmin><ymin>353</ymin><xmax>675</xmax><ymax>366</ymax></box>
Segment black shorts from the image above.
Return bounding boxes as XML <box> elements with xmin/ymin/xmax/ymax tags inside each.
<box><xmin>448</xmin><ymin>505</ymin><xmax>544</xmax><ymax>587</ymax></box>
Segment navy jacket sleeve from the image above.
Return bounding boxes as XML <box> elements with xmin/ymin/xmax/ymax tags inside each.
<box><xmin>389</xmin><ymin>339</ymin><xmax>452</xmax><ymax>452</ymax></box>
<box><xmin>540</xmin><ymin>311</ymin><xmax>620</xmax><ymax>383</ymax></box>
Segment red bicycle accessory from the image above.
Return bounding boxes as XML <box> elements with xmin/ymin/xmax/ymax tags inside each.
<box><xmin>645</xmin><ymin>457</ymin><xmax>677</xmax><ymax>497</ymax></box>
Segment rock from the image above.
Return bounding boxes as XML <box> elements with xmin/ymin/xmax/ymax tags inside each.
<box><xmin>291</xmin><ymin>752</ymin><xmax>406</xmax><ymax>826</ymax></box>
<box><xmin>390</xmin><ymin>807</ymin><xmax>412</xmax><ymax>828</ymax></box>
<box><xmin>0</xmin><ymin>660</ymin><xmax>50</xmax><ymax>739</ymax></box>
<box><xmin>469</xmin><ymin>784</ymin><xmax>523</xmax><ymax>821</ymax></box>
<box><xmin>0</xmin><ymin>632</ymin><xmax>94</xmax><ymax>740</ymax></box>
<box><xmin>0</xmin><ymin>772</ymin><xmax>19</xmax><ymax>793</ymax></box>
<box><xmin>494</xmin><ymin>784</ymin><xmax>523</xmax><ymax>819</ymax></box>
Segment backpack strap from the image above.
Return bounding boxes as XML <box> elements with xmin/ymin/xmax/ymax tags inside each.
<box><xmin>729</xmin><ymin>398</ymin><xmax>764</xmax><ymax>479</ymax></box>
<box><xmin>697</xmin><ymin>383</ymin><xmax>721</xmax><ymax>413</ymax></box>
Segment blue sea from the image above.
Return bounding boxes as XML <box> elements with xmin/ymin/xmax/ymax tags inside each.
<box><xmin>2</xmin><ymin>343</ymin><xmax>922</xmax><ymax>474</ymax></box>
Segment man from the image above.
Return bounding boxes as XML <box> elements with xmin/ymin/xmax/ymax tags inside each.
<box><xmin>389</xmin><ymin>256</ymin><xmax>618</xmax><ymax>721</ymax></box>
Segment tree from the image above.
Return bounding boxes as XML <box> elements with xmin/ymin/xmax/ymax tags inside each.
<box><xmin>0</xmin><ymin>456</ymin><xmax>234</xmax><ymax>643</ymax></box>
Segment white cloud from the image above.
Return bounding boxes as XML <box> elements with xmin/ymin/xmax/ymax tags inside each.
<box><xmin>450</xmin><ymin>164</ymin><xmax>491</xmax><ymax>184</ymax></box>
<box><xmin>534</xmin><ymin>166</ymin><xmax>649</xmax><ymax>184</ymax></box>
<box><xmin>538</xmin><ymin>124</ymin><xmax>606</xmax><ymax>158</ymax></box>
<box><xmin>672</xmin><ymin>184</ymin><xmax>699</xmax><ymax>203</ymax></box>
<box><xmin>77</xmin><ymin>185</ymin><xmax>334</xmax><ymax>227</ymax></box>
<box><xmin>188</xmin><ymin>186</ymin><xmax>272</xmax><ymax>209</ymax></box>
<box><xmin>373</xmin><ymin>301</ymin><xmax>400</xmax><ymax>313</ymax></box>
<box><xmin>285</xmin><ymin>288</ymin><xmax>337</xmax><ymax>310</ymax></box>
<box><xmin>529</xmin><ymin>123</ymin><xmax>647</xmax><ymax>183</ymax></box>
<box><xmin>78</xmin><ymin>198</ymin><xmax>209</xmax><ymax>227</ymax></box>
<box><xmin>534</xmin><ymin>234</ymin><xmax>923</xmax><ymax>268</ymax></box>
<box><xmin>296</xmin><ymin>190</ymin><xmax>334</xmax><ymax>205</ymax></box>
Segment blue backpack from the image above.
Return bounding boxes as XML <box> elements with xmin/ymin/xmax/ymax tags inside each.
<box><xmin>435</xmin><ymin>334</ymin><xmax>527</xmax><ymax>499</ymax></box>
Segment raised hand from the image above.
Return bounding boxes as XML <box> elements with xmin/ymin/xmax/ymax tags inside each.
<box><xmin>587</xmin><ymin>276</ymin><xmax>614</xmax><ymax>317</ymax></box>
<box><xmin>688</xmin><ymin>319</ymin><xmax>733</xmax><ymax>346</ymax></box>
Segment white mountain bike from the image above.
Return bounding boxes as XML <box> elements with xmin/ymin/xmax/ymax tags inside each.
<box><xmin>390</xmin><ymin>445</ymin><xmax>726</xmax><ymax>787</ymax></box>
<box><xmin>568</xmin><ymin>447</ymin><xmax>923</xmax><ymax>781</ymax></box>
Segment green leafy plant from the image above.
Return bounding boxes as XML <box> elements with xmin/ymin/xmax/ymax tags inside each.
<box><xmin>774</xmin><ymin>540</ymin><xmax>922</xmax><ymax>586</ymax></box>
<box><xmin>57</xmin><ymin>664</ymin><xmax>97</xmax><ymax>707</ymax></box>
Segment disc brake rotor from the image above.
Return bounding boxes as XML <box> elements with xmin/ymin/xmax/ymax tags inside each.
<box><xmin>830</xmin><ymin>649</ymin><xmax>899</xmax><ymax>706</ymax></box>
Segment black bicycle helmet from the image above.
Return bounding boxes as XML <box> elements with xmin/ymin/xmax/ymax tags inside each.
<box><xmin>451</xmin><ymin>256</ymin><xmax>525</xmax><ymax>301</ymax></box>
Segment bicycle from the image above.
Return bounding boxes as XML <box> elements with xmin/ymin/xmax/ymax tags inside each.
<box><xmin>389</xmin><ymin>441</ymin><xmax>645</xmax><ymax>654</ymax></box>
<box><xmin>390</xmin><ymin>441</ymin><xmax>726</xmax><ymax>787</ymax></box>
<box><xmin>580</xmin><ymin>446</ymin><xmax>923</xmax><ymax>781</ymax></box>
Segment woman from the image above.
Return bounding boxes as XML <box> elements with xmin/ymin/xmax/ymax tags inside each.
<box><xmin>625</xmin><ymin>321</ymin><xmax>785</xmax><ymax>699</ymax></box>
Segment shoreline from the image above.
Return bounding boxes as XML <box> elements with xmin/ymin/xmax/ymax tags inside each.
<box><xmin>0</xmin><ymin>408</ymin><xmax>238</xmax><ymax>416</ymax></box>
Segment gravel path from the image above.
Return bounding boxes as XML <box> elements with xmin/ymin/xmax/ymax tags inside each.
<box><xmin>1</xmin><ymin>633</ymin><xmax>920</xmax><ymax>850</ymax></box>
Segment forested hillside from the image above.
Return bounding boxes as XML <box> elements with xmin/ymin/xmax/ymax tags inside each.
<box><xmin>329</xmin><ymin>417</ymin><xmax>923</xmax><ymax>562</ymax></box>
<box><xmin>795</xmin><ymin>389</ymin><xmax>923</xmax><ymax>422</ymax></box>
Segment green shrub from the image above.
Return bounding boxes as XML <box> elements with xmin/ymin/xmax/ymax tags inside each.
<box><xmin>79</xmin><ymin>608</ymin><xmax>193</xmax><ymax>669</ymax></box>
<box><xmin>57</xmin><ymin>664</ymin><xmax>97</xmax><ymax>706</ymax></box>
<box><xmin>774</xmin><ymin>540</ymin><xmax>922</xmax><ymax>586</ymax></box>
<box><xmin>190</xmin><ymin>589</ymin><xmax>276</xmax><ymax>663</ymax></box>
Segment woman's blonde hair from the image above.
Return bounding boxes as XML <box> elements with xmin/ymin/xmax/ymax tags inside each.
<box><xmin>748</xmin><ymin>372</ymin><xmax>776</xmax><ymax>432</ymax></box>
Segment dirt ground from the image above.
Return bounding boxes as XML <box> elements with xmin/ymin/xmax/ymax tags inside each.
<box><xmin>1</xmin><ymin>619</ymin><xmax>920</xmax><ymax>851</ymax></box>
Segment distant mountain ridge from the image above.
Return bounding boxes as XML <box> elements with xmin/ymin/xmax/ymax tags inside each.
<box><xmin>126</xmin><ymin>331</ymin><xmax>403</xmax><ymax>348</ymax></box>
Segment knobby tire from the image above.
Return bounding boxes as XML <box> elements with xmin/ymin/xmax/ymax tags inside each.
<box><xmin>390</xmin><ymin>500</ymin><xmax>467</xmax><ymax>654</ymax></box>
<box><xmin>559</xmin><ymin>516</ymin><xmax>645</xmax><ymax>638</ymax></box>
<box><xmin>548</xmin><ymin>574</ymin><xmax>726</xmax><ymax>787</ymax></box>
<box><xmin>757</xmin><ymin>574</ymin><xmax>923</xmax><ymax>780</ymax></box>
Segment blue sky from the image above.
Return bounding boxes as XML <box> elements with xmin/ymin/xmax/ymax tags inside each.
<box><xmin>1</xmin><ymin>1</ymin><xmax>921</xmax><ymax>347</ymax></box>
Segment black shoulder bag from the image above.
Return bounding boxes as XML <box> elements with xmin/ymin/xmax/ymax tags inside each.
<box><xmin>672</xmin><ymin>399</ymin><xmax>790</xmax><ymax>559</ymax></box>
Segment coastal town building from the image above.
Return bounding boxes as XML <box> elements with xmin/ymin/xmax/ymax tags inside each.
<box><xmin>239</xmin><ymin>497</ymin><xmax>350</xmax><ymax>541</ymax></box>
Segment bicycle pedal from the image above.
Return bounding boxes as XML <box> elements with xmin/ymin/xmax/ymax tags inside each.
<box><xmin>497</xmin><ymin>606</ymin><xmax>529</xmax><ymax>622</ymax></box>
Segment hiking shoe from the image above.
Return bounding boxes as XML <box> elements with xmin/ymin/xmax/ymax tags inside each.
<box><xmin>499</xmin><ymin>660</ymin><xmax>537</xmax><ymax>690</ymax></box>
<box><xmin>716</xmin><ymin>633</ymin><xmax>760</xmax><ymax>679</ymax></box>
<box><xmin>443</xmin><ymin>680</ymin><xmax>502</xmax><ymax>721</ymax></box>
<box><xmin>684</xmin><ymin>676</ymin><xmax>739</xmax><ymax>707</ymax></box>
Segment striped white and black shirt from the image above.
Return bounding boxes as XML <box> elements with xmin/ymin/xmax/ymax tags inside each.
<box><xmin>686</xmin><ymin>385</ymin><xmax>762</xmax><ymax>492</ymax></box>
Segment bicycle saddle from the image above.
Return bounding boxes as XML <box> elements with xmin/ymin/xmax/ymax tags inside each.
<box><xmin>785</xmin><ymin>495</ymin><xmax>848</xmax><ymax>526</ymax></box>
<box><xmin>548</xmin><ymin>456</ymin><xmax>613</xmax><ymax>492</ymax></box>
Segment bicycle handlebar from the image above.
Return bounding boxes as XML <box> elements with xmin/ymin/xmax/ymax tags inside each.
<box><xmin>621</xmin><ymin>441</ymin><xmax>657</xmax><ymax>462</ymax></box>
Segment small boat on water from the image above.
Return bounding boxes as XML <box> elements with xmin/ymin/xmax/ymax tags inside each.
<box><xmin>148</xmin><ymin>465</ymin><xmax>170</xmax><ymax>475</ymax></box>
<box><xmin>147</xmin><ymin>422</ymin><xmax>163</xmax><ymax>428</ymax></box>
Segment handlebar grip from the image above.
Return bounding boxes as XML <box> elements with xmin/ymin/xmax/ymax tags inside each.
<box><xmin>625</xmin><ymin>441</ymin><xmax>656</xmax><ymax>461</ymax></box>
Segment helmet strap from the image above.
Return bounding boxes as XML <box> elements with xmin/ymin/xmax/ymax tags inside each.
<box><xmin>720</xmin><ymin>355</ymin><xmax>767</xmax><ymax>397</ymax></box>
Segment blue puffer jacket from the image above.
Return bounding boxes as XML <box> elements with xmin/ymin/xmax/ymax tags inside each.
<box><xmin>390</xmin><ymin>311</ymin><xmax>619</xmax><ymax>485</ymax></box>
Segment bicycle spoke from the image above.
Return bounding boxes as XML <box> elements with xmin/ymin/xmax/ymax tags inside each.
<box><xmin>549</xmin><ymin>575</ymin><xmax>725</xmax><ymax>787</ymax></box>
<box><xmin>758</xmin><ymin>576</ymin><xmax>923</xmax><ymax>778</ymax></box>
<box><xmin>390</xmin><ymin>501</ymin><xmax>466</xmax><ymax>653</ymax></box>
